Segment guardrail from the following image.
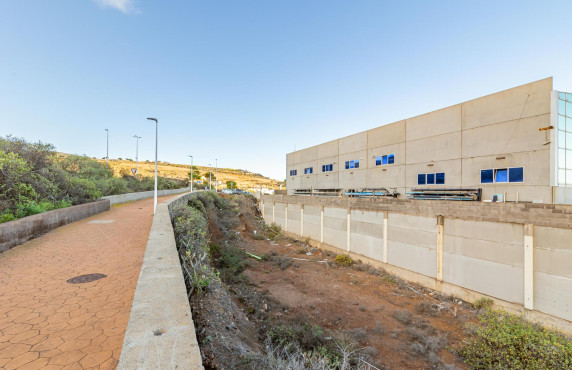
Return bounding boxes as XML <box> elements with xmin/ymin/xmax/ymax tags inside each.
<box><xmin>103</xmin><ymin>187</ymin><xmax>191</xmax><ymax>205</ymax></box>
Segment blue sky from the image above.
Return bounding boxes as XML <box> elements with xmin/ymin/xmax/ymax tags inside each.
<box><xmin>1</xmin><ymin>1</ymin><xmax>571</xmax><ymax>180</ymax></box>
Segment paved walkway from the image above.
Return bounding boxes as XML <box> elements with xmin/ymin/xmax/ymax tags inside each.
<box><xmin>0</xmin><ymin>195</ymin><xmax>176</xmax><ymax>369</ymax></box>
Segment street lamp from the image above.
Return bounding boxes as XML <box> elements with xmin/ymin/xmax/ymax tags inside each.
<box><xmin>188</xmin><ymin>155</ymin><xmax>193</xmax><ymax>192</ymax></box>
<box><xmin>147</xmin><ymin>117</ymin><xmax>158</xmax><ymax>214</ymax></box>
<box><xmin>133</xmin><ymin>135</ymin><xmax>141</xmax><ymax>179</ymax></box>
<box><xmin>105</xmin><ymin>129</ymin><xmax>109</xmax><ymax>165</ymax></box>
<box><xmin>215</xmin><ymin>158</ymin><xmax>218</xmax><ymax>192</ymax></box>
<box><xmin>208</xmin><ymin>163</ymin><xmax>212</xmax><ymax>190</ymax></box>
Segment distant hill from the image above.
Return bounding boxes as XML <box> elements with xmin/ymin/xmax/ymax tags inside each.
<box><xmin>93</xmin><ymin>158</ymin><xmax>283</xmax><ymax>190</ymax></box>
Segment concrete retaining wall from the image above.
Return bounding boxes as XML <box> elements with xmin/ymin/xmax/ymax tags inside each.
<box><xmin>0</xmin><ymin>199</ymin><xmax>110</xmax><ymax>253</ymax></box>
<box><xmin>118</xmin><ymin>191</ymin><xmax>203</xmax><ymax>369</ymax></box>
<box><xmin>103</xmin><ymin>187</ymin><xmax>191</xmax><ymax>205</ymax></box>
<box><xmin>261</xmin><ymin>194</ymin><xmax>572</xmax><ymax>333</ymax></box>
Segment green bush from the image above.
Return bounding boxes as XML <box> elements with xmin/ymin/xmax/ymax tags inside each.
<box><xmin>456</xmin><ymin>309</ymin><xmax>572</xmax><ymax>369</ymax></box>
<box><xmin>334</xmin><ymin>254</ymin><xmax>353</xmax><ymax>266</ymax></box>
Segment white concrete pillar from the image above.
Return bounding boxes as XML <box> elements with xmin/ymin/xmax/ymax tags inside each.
<box><xmin>524</xmin><ymin>224</ymin><xmax>534</xmax><ymax>310</ymax></box>
<box><xmin>320</xmin><ymin>207</ymin><xmax>324</xmax><ymax>243</ymax></box>
<box><xmin>346</xmin><ymin>210</ymin><xmax>351</xmax><ymax>252</ymax></box>
<box><xmin>383</xmin><ymin>212</ymin><xmax>388</xmax><ymax>264</ymax></box>
<box><xmin>300</xmin><ymin>206</ymin><xmax>304</xmax><ymax>237</ymax></box>
<box><xmin>285</xmin><ymin>204</ymin><xmax>288</xmax><ymax>232</ymax></box>
<box><xmin>436</xmin><ymin>216</ymin><xmax>444</xmax><ymax>282</ymax></box>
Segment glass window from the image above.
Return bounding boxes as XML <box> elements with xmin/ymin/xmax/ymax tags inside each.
<box><xmin>568</xmin><ymin>93</ymin><xmax>572</xmax><ymax>102</ymax></box>
<box><xmin>375</xmin><ymin>156</ymin><xmax>381</xmax><ymax>166</ymax></box>
<box><xmin>329</xmin><ymin>164</ymin><xmax>333</xmax><ymax>171</ymax></box>
<box><xmin>559</xmin><ymin>130</ymin><xmax>566</xmax><ymax>148</ymax></box>
<box><xmin>568</xmin><ymin>117</ymin><xmax>572</xmax><ymax>132</ymax></box>
<box><xmin>418</xmin><ymin>174</ymin><xmax>426</xmax><ymax>185</ymax></box>
<box><xmin>481</xmin><ymin>169</ymin><xmax>494</xmax><ymax>183</ymax></box>
<box><xmin>560</xmin><ymin>99</ymin><xmax>566</xmax><ymax>114</ymax></box>
<box><xmin>345</xmin><ymin>161</ymin><xmax>349</xmax><ymax>169</ymax></box>
<box><xmin>567</xmin><ymin>150</ymin><xmax>572</xmax><ymax>170</ymax></box>
<box><xmin>559</xmin><ymin>115</ymin><xmax>566</xmax><ymax>130</ymax></box>
<box><xmin>509</xmin><ymin>167</ymin><xmax>524</xmax><ymax>182</ymax></box>
<box><xmin>427</xmin><ymin>173</ymin><xmax>435</xmax><ymax>184</ymax></box>
<box><xmin>559</xmin><ymin>149</ymin><xmax>566</xmax><ymax>169</ymax></box>
<box><xmin>568</xmin><ymin>132</ymin><xmax>572</xmax><ymax>150</ymax></box>
<box><xmin>436</xmin><ymin>172</ymin><xmax>445</xmax><ymax>184</ymax></box>
<box><xmin>495</xmin><ymin>168</ymin><xmax>508</xmax><ymax>182</ymax></box>
<box><xmin>354</xmin><ymin>160</ymin><xmax>359</xmax><ymax>168</ymax></box>
<box><xmin>559</xmin><ymin>92</ymin><xmax>566</xmax><ymax>100</ymax></box>
<box><xmin>382</xmin><ymin>155</ymin><xmax>388</xmax><ymax>165</ymax></box>
<box><xmin>567</xmin><ymin>101</ymin><xmax>572</xmax><ymax>116</ymax></box>
<box><xmin>568</xmin><ymin>170</ymin><xmax>572</xmax><ymax>185</ymax></box>
<box><xmin>322</xmin><ymin>165</ymin><xmax>325</xmax><ymax>172</ymax></box>
<box><xmin>559</xmin><ymin>169</ymin><xmax>566</xmax><ymax>184</ymax></box>
<box><xmin>388</xmin><ymin>154</ymin><xmax>395</xmax><ymax>164</ymax></box>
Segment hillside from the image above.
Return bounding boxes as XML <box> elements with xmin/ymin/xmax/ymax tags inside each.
<box><xmin>96</xmin><ymin>158</ymin><xmax>283</xmax><ymax>190</ymax></box>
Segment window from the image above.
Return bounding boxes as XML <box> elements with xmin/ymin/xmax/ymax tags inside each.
<box><xmin>322</xmin><ymin>164</ymin><xmax>333</xmax><ymax>172</ymax></box>
<box><xmin>375</xmin><ymin>154</ymin><xmax>395</xmax><ymax>166</ymax></box>
<box><xmin>481</xmin><ymin>169</ymin><xmax>494</xmax><ymax>183</ymax></box>
<box><xmin>345</xmin><ymin>160</ymin><xmax>359</xmax><ymax>169</ymax></box>
<box><xmin>289</xmin><ymin>170</ymin><xmax>297</xmax><ymax>176</ymax></box>
<box><xmin>304</xmin><ymin>167</ymin><xmax>313</xmax><ymax>174</ymax></box>
<box><xmin>481</xmin><ymin>167</ymin><xmax>524</xmax><ymax>183</ymax></box>
<box><xmin>427</xmin><ymin>173</ymin><xmax>435</xmax><ymax>184</ymax></box>
<box><xmin>557</xmin><ymin>91</ymin><xmax>572</xmax><ymax>185</ymax></box>
<box><xmin>494</xmin><ymin>169</ymin><xmax>508</xmax><ymax>183</ymax></box>
<box><xmin>418</xmin><ymin>172</ymin><xmax>445</xmax><ymax>185</ymax></box>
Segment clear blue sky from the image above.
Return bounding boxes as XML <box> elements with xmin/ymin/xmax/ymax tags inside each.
<box><xmin>1</xmin><ymin>1</ymin><xmax>571</xmax><ymax>181</ymax></box>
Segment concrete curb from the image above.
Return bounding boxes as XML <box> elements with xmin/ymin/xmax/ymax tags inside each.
<box><xmin>0</xmin><ymin>199</ymin><xmax>110</xmax><ymax>253</ymax></box>
<box><xmin>118</xmin><ymin>192</ymin><xmax>203</xmax><ymax>370</ymax></box>
<box><xmin>103</xmin><ymin>187</ymin><xmax>191</xmax><ymax>205</ymax></box>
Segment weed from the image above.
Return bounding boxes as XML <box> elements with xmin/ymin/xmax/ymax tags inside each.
<box><xmin>456</xmin><ymin>309</ymin><xmax>572</xmax><ymax>369</ymax></box>
<box><xmin>251</xmin><ymin>233</ymin><xmax>266</xmax><ymax>240</ymax></box>
<box><xmin>415</xmin><ymin>302</ymin><xmax>439</xmax><ymax>317</ymax></box>
<box><xmin>267</xmin><ymin>222</ymin><xmax>283</xmax><ymax>240</ymax></box>
<box><xmin>393</xmin><ymin>309</ymin><xmax>412</xmax><ymax>325</ymax></box>
<box><xmin>380</xmin><ymin>274</ymin><xmax>396</xmax><ymax>285</ymax></box>
<box><xmin>334</xmin><ymin>254</ymin><xmax>353</xmax><ymax>266</ymax></box>
<box><xmin>472</xmin><ymin>297</ymin><xmax>494</xmax><ymax>310</ymax></box>
<box><xmin>272</xmin><ymin>256</ymin><xmax>293</xmax><ymax>270</ymax></box>
<box><xmin>370</xmin><ymin>322</ymin><xmax>384</xmax><ymax>335</ymax></box>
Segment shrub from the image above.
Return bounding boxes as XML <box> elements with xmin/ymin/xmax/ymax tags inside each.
<box><xmin>334</xmin><ymin>254</ymin><xmax>353</xmax><ymax>266</ymax></box>
<box><xmin>415</xmin><ymin>302</ymin><xmax>438</xmax><ymax>317</ymax></box>
<box><xmin>393</xmin><ymin>309</ymin><xmax>412</xmax><ymax>325</ymax></box>
<box><xmin>456</xmin><ymin>309</ymin><xmax>572</xmax><ymax>369</ymax></box>
<box><xmin>472</xmin><ymin>297</ymin><xmax>494</xmax><ymax>310</ymax></box>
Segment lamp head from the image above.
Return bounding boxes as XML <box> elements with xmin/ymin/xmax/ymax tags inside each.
<box><xmin>147</xmin><ymin>117</ymin><xmax>158</xmax><ymax>123</ymax></box>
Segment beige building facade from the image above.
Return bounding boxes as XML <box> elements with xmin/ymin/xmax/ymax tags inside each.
<box><xmin>287</xmin><ymin>77</ymin><xmax>572</xmax><ymax>204</ymax></box>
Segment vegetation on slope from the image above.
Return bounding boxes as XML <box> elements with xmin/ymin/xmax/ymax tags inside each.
<box><xmin>0</xmin><ymin>136</ymin><xmax>186</xmax><ymax>223</ymax></box>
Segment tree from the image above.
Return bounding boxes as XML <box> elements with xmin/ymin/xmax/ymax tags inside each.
<box><xmin>188</xmin><ymin>166</ymin><xmax>201</xmax><ymax>181</ymax></box>
<box><xmin>226</xmin><ymin>181</ymin><xmax>237</xmax><ymax>189</ymax></box>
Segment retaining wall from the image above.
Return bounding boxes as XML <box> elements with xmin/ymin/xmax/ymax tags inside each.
<box><xmin>261</xmin><ymin>195</ymin><xmax>572</xmax><ymax>333</ymax></box>
<box><xmin>103</xmin><ymin>187</ymin><xmax>191</xmax><ymax>205</ymax></box>
<box><xmin>118</xmin><ymin>191</ymin><xmax>203</xmax><ymax>369</ymax></box>
<box><xmin>0</xmin><ymin>199</ymin><xmax>110</xmax><ymax>253</ymax></box>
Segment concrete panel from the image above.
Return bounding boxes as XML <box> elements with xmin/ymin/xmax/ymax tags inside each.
<box><xmin>367</xmin><ymin>121</ymin><xmax>405</xmax><ymax>148</ymax></box>
<box><xmin>340</xmin><ymin>132</ymin><xmax>367</xmax><ymax>154</ymax></box>
<box><xmin>388</xmin><ymin>242</ymin><xmax>437</xmax><ymax>278</ymax></box>
<box><xmin>445</xmin><ymin>219</ymin><xmax>523</xmax><ymax>245</ymax></box>
<box><xmin>323</xmin><ymin>207</ymin><xmax>347</xmax><ymax>249</ymax></box>
<box><xmin>324</xmin><ymin>207</ymin><xmax>347</xmax><ymax>220</ymax></box>
<box><xmin>406</xmin><ymin>105</ymin><xmax>461</xmax><ymax>142</ymax></box>
<box><xmin>351</xmin><ymin>233</ymin><xmax>383</xmax><ymax>261</ymax></box>
<box><xmin>351</xmin><ymin>220</ymin><xmax>383</xmax><ymax>239</ymax></box>
<box><xmin>554</xmin><ymin>186</ymin><xmax>572</xmax><ymax>205</ymax></box>
<box><xmin>274</xmin><ymin>203</ymin><xmax>286</xmax><ymax>229</ymax></box>
<box><xmin>535</xmin><ymin>226</ymin><xmax>572</xmax><ymax>277</ymax></box>
<box><xmin>339</xmin><ymin>169</ymin><xmax>367</xmax><ymax>189</ymax></box>
<box><xmin>462</xmin><ymin>77</ymin><xmax>552</xmax><ymax>130</ymax></box>
<box><xmin>443</xmin><ymin>252</ymin><xmax>524</xmax><ymax>304</ymax></box>
<box><xmin>366</xmin><ymin>165</ymin><xmax>406</xmax><ymax>189</ymax></box>
<box><xmin>462</xmin><ymin>114</ymin><xmax>550</xmax><ymax>158</ymax></box>
<box><xmin>405</xmin><ymin>159</ymin><xmax>462</xmax><ymax>190</ymax></box>
<box><xmin>534</xmin><ymin>271</ymin><xmax>572</xmax><ymax>321</ymax></box>
<box><xmin>287</xmin><ymin>204</ymin><xmax>301</xmax><ymax>234</ymax></box>
<box><xmin>350</xmin><ymin>209</ymin><xmax>384</xmax><ymax>224</ymax></box>
<box><xmin>535</xmin><ymin>226</ymin><xmax>572</xmax><ymax>253</ymax></box>
<box><xmin>317</xmin><ymin>139</ymin><xmax>339</xmax><ymax>158</ymax></box>
<box><xmin>299</xmin><ymin>146</ymin><xmax>318</xmax><ymax>163</ymax></box>
<box><xmin>406</xmin><ymin>132</ymin><xmax>462</xmax><ymax>165</ymax></box>
<box><xmin>367</xmin><ymin>143</ymin><xmax>405</xmax><ymax>168</ymax></box>
<box><xmin>388</xmin><ymin>213</ymin><xmax>436</xmax><ymax>233</ymax></box>
<box><xmin>389</xmin><ymin>226</ymin><xmax>436</xmax><ymax>250</ymax></box>
<box><xmin>316</xmin><ymin>173</ymin><xmax>339</xmax><ymax>189</ymax></box>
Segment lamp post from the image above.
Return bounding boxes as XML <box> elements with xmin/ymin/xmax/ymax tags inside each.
<box><xmin>147</xmin><ymin>118</ymin><xmax>158</xmax><ymax>214</ymax></box>
<box><xmin>105</xmin><ymin>129</ymin><xmax>109</xmax><ymax>165</ymax></box>
<box><xmin>215</xmin><ymin>158</ymin><xmax>218</xmax><ymax>192</ymax></box>
<box><xmin>133</xmin><ymin>135</ymin><xmax>141</xmax><ymax>179</ymax></box>
<box><xmin>188</xmin><ymin>155</ymin><xmax>193</xmax><ymax>192</ymax></box>
<box><xmin>208</xmin><ymin>163</ymin><xmax>212</xmax><ymax>190</ymax></box>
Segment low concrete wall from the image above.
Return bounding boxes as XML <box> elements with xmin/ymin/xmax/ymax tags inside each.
<box><xmin>0</xmin><ymin>199</ymin><xmax>110</xmax><ymax>253</ymax></box>
<box><xmin>103</xmin><ymin>187</ymin><xmax>191</xmax><ymax>205</ymax></box>
<box><xmin>118</xmin><ymin>192</ymin><xmax>203</xmax><ymax>369</ymax></box>
<box><xmin>261</xmin><ymin>194</ymin><xmax>572</xmax><ymax>334</ymax></box>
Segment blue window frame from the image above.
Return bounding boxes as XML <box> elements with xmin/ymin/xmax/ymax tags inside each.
<box><xmin>495</xmin><ymin>168</ymin><xmax>508</xmax><ymax>183</ymax></box>
<box><xmin>481</xmin><ymin>169</ymin><xmax>494</xmax><ymax>183</ymax></box>
<box><xmin>388</xmin><ymin>154</ymin><xmax>394</xmax><ymax>164</ymax></box>
<box><xmin>418</xmin><ymin>172</ymin><xmax>444</xmax><ymax>185</ymax></box>
<box><xmin>509</xmin><ymin>167</ymin><xmax>524</xmax><ymax>182</ymax></box>
<box><xmin>375</xmin><ymin>154</ymin><xmax>395</xmax><ymax>166</ymax></box>
<box><xmin>382</xmin><ymin>155</ymin><xmax>388</xmax><ymax>164</ymax></box>
<box><xmin>436</xmin><ymin>172</ymin><xmax>445</xmax><ymax>185</ymax></box>
<box><xmin>375</xmin><ymin>156</ymin><xmax>382</xmax><ymax>166</ymax></box>
<box><xmin>427</xmin><ymin>173</ymin><xmax>435</xmax><ymax>184</ymax></box>
<box><xmin>289</xmin><ymin>170</ymin><xmax>297</xmax><ymax>176</ymax></box>
<box><xmin>304</xmin><ymin>167</ymin><xmax>313</xmax><ymax>174</ymax></box>
<box><xmin>345</xmin><ymin>160</ymin><xmax>359</xmax><ymax>169</ymax></box>
<box><xmin>418</xmin><ymin>174</ymin><xmax>426</xmax><ymax>185</ymax></box>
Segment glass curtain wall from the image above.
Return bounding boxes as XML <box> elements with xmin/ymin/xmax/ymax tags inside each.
<box><xmin>557</xmin><ymin>92</ymin><xmax>572</xmax><ymax>185</ymax></box>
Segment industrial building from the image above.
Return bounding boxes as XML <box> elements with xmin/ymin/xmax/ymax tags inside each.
<box><xmin>286</xmin><ymin>77</ymin><xmax>572</xmax><ymax>204</ymax></box>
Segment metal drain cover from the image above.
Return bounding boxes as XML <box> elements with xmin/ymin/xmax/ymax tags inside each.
<box><xmin>67</xmin><ymin>273</ymin><xmax>107</xmax><ymax>284</ymax></box>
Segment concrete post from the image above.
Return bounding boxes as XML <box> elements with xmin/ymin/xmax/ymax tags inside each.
<box><xmin>524</xmin><ymin>224</ymin><xmax>534</xmax><ymax>310</ymax></box>
<box><xmin>346</xmin><ymin>210</ymin><xmax>351</xmax><ymax>252</ymax></box>
<box><xmin>300</xmin><ymin>206</ymin><xmax>304</xmax><ymax>237</ymax></box>
<box><xmin>320</xmin><ymin>207</ymin><xmax>324</xmax><ymax>243</ymax></box>
<box><xmin>436</xmin><ymin>216</ymin><xmax>444</xmax><ymax>282</ymax></box>
<box><xmin>285</xmin><ymin>204</ymin><xmax>288</xmax><ymax>232</ymax></box>
<box><xmin>383</xmin><ymin>212</ymin><xmax>388</xmax><ymax>263</ymax></box>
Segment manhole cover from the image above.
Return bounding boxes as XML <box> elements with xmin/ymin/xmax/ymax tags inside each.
<box><xmin>67</xmin><ymin>273</ymin><xmax>107</xmax><ymax>284</ymax></box>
